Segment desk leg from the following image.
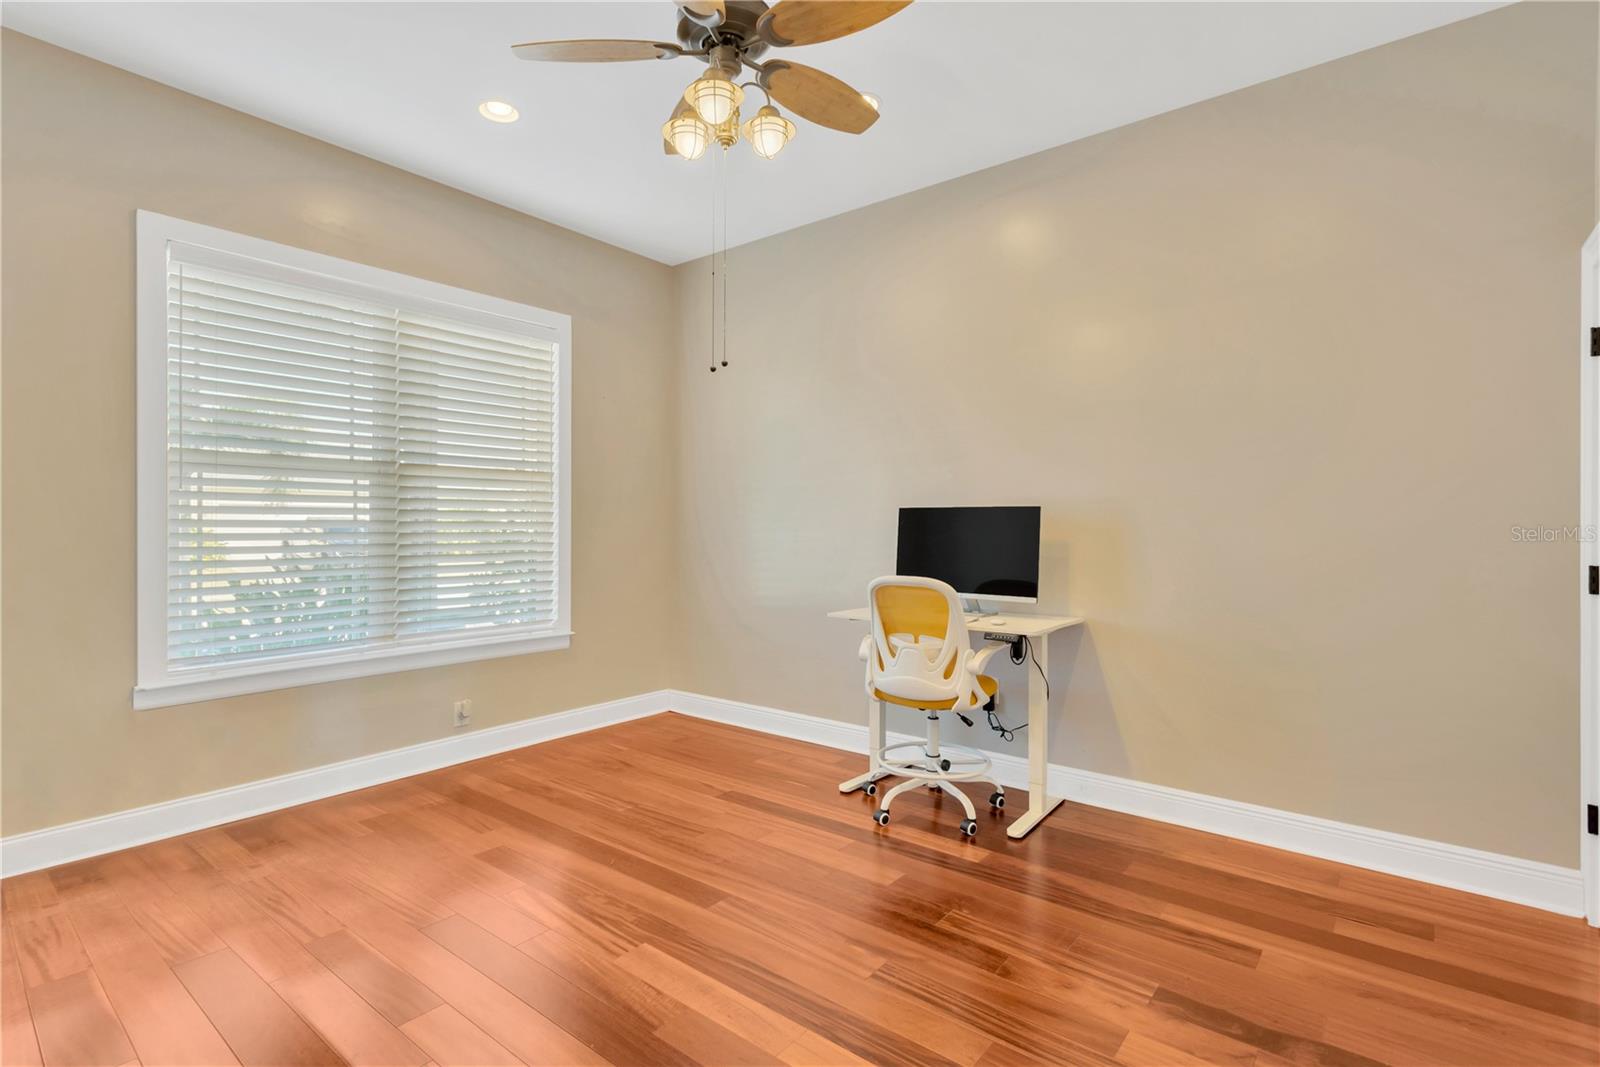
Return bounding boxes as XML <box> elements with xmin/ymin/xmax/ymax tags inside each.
<box><xmin>839</xmin><ymin>697</ymin><xmax>890</xmax><ymax>794</ymax></box>
<box><xmin>1007</xmin><ymin>638</ymin><xmax>1063</xmax><ymax>838</ymax></box>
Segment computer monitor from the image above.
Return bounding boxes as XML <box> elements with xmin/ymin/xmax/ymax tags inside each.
<box><xmin>896</xmin><ymin>506</ymin><xmax>1041</xmax><ymax>604</ymax></box>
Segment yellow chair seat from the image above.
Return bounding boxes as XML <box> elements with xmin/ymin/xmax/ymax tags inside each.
<box><xmin>874</xmin><ymin>674</ymin><xmax>998</xmax><ymax>711</ymax></box>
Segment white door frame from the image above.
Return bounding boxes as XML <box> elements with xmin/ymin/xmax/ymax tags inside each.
<box><xmin>1580</xmin><ymin>224</ymin><xmax>1598</xmax><ymax>927</ymax></box>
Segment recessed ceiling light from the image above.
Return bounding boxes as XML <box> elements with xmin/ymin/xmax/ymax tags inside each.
<box><xmin>478</xmin><ymin>100</ymin><xmax>519</xmax><ymax>123</ymax></box>
<box><xmin>860</xmin><ymin>92</ymin><xmax>880</xmax><ymax>112</ymax></box>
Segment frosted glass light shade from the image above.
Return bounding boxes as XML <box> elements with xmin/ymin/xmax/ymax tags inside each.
<box><xmin>663</xmin><ymin>113</ymin><xmax>710</xmax><ymax>160</ymax></box>
<box><xmin>685</xmin><ymin>69</ymin><xmax>743</xmax><ymax>126</ymax></box>
<box><xmin>742</xmin><ymin>105</ymin><xmax>795</xmax><ymax>159</ymax></box>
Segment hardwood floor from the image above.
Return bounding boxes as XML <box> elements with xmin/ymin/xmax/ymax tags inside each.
<box><xmin>2</xmin><ymin>711</ymin><xmax>1596</xmax><ymax>1067</ymax></box>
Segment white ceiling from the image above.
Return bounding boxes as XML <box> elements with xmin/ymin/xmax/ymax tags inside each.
<box><xmin>4</xmin><ymin>1</ymin><xmax>1500</xmax><ymax>265</ymax></box>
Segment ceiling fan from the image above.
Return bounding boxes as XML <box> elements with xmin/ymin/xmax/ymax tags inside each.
<box><xmin>512</xmin><ymin>0</ymin><xmax>911</xmax><ymax>160</ymax></box>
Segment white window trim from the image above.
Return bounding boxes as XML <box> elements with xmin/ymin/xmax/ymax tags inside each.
<box><xmin>134</xmin><ymin>211</ymin><xmax>573</xmax><ymax>710</ymax></box>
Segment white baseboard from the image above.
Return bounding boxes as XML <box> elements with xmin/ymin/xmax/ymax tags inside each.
<box><xmin>664</xmin><ymin>690</ymin><xmax>1585</xmax><ymax>917</ymax></box>
<box><xmin>1044</xmin><ymin>764</ymin><xmax>1584</xmax><ymax>917</ymax></box>
<box><xmin>0</xmin><ymin>691</ymin><xmax>669</xmax><ymax>878</ymax></box>
<box><xmin>4</xmin><ymin>686</ymin><xmax>1584</xmax><ymax>920</ymax></box>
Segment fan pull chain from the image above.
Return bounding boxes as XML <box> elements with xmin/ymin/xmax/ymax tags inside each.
<box><xmin>708</xmin><ymin>141</ymin><xmax>731</xmax><ymax>373</ymax></box>
<box><xmin>709</xmin><ymin>143</ymin><xmax>718</xmax><ymax>373</ymax></box>
<box><xmin>719</xmin><ymin>142</ymin><xmax>728</xmax><ymax>370</ymax></box>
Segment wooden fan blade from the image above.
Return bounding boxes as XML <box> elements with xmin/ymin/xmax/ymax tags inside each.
<box><xmin>676</xmin><ymin>0</ymin><xmax>725</xmax><ymax>27</ymax></box>
<box><xmin>512</xmin><ymin>39</ymin><xmax>682</xmax><ymax>62</ymax></box>
<box><xmin>758</xmin><ymin>0</ymin><xmax>911</xmax><ymax>46</ymax></box>
<box><xmin>761</xmin><ymin>61</ymin><xmax>879</xmax><ymax>134</ymax></box>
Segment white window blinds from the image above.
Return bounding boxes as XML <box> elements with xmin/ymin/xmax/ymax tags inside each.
<box><xmin>137</xmin><ymin>214</ymin><xmax>570</xmax><ymax>708</ymax></box>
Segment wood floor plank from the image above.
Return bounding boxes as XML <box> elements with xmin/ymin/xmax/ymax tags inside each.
<box><xmin>272</xmin><ymin>961</ymin><xmax>430</xmax><ymax>1066</ymax></box>
<box><xmin>66</xmin><ymin>904</ymin><xmax>238</xmax><ymax>1066</ymax></box>
<box><xmin>431</xmin><ymin>885</ymin><xmax>547</xmax><ymax>946</ymax></box>
<box><xmin>285</xmin><ymin>887</ymin><xmax>606</xmax><ymax>1067</ymax></box>
<box><xmin>516</xmin><ymin>929</ymin><xmax>683</xmax><ymax>1032</ymax></box>
<box><xmin>776</xmin><ymin>1029</ymin><xmax>877</xmax><ymax>1067</ymax></box>
<box><xmin>43</xmin><ymin>854</ymin><xmax>164</xmax><ymax>913</ymax></box>
<box><xmin>654</xmin><ymin>1009</ymin><xmax>787</xmax><ymax>1066</ymax></box>
<box><xmin>1256</xmin><ymin>941</ymin><xmax>1600</xmax><ymax>1062</ymax></box>
<box><xmin>1112</xmin><ymin>1030</ymin><xmax>1253</xmax><ymax>1067</ymax></box>
<box><xmin>614</xmin><ymin>941</ymin><xmax>805</xmax><ymax>1056</ymax></box>
<box><xmin>172</xmin><ymin>948</ymin><xmax>343</xmax><ymax>1066</ymax></box>
<box><xmin>233</xmin><ymin>873</ymin><xmax>344</xmax><ymax>944</ymax></box>
<box><xmin>305</xmin><ymin>929</ymin><xmax>444</xmax><ymax>1028</ymax></box>
<box><xmin>422</xmin><ymin>913</ymin><xmax>695</xmax><ymax>1067</ymax></box>
<box><xmin>448</xmin><ymin>779</ymin><xmax>728</xmax><ymax>909</ymax></box>
<box><xmin>26</xmin><ymin>970</ymin><xmax>136</xmax><ymax>1067</ymax></box>
<box><xmin>181</xmin><ymin>884</ymin><xmax>319</xmax><ymax>983</ymax></box>
<box><xmin>8</xmin><ymin>912</ymin><xmax>90</xmax><ymax>989</ymax></box>
<box><xmin>0</xmin><ymin>922</ymin><xmax>43</xmax><ymax>1067</ymax></box>
<box><xmin>2</xmin><ymin>713</ymin><xmax>1596</xmax><ymax>1067</ymax></box>
<box><xmin>126</xmin><ymin>895</ymin><xmax>226</xmax><ymax>965</ymax></box>
<box><xmin>873</xmin><ymin>951</ymin><xmax>1129</xmax><ymax>1061</ymax></box>
<box><xmin>1</xmin><ymin>874</ymin><xmax>61</xmax><ymax>922</ymax></box>
<box><xmin>399</xmin><ymin>1005</ymin><xmax>522</xmax><ymax>1067</ymax></box>
<box><xmin>137</xmin><ymin>840</ymin><xmax>226</xmax><ymax>898</ymax></box>
<box><xmin>492</xmin><ymin>841</ymin><xmax>993</xmax><ymax>1066</ymax></box>
<box><xmin>756</xmin><ymin>824</ymin><xmax>904</xmax><ymax>886</ymax></box>
<box><xmin>1148</xmin><ymin>986</ymin><xmax>1385</xmax><ymax>1067</ymax></box>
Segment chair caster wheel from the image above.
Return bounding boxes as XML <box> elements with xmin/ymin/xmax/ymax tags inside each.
<box><xmin>863</xmin><ymin>781</ymin><xmax>877</xmax><ymax>797</ymax></box>
<box><xmin>873</xmin><ymin>809</ymin><xmax>890</xmax><ymax>826</ymax></box>
<box><xmin>939</xmin><ymin>759</ymin><xmax>951</xmax><ymax>771</ymax></box>
<box><xmin>989</xmin><ymin>791</ymin><xmax>1005</xmax><ymax>809</ymax></box>
<box><xmin>959</xmin><ymin>819</ymin><xmax>978</xmax><ymax>838</ymax></box>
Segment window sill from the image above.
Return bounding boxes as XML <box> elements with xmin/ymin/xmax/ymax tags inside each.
<box><xmin>133</xmin><ymin>630</ymin><xmax>573</xmax><ymax>710</ymax></box>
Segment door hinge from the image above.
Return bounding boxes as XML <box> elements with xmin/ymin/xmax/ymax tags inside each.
<box><xmin>1589</xmin><ymin>804</ymin><xmax>1598</xmax><ymax>836</ymax></box>
<box><xmin>1592</xmin><ymin>326</ymin><xmax>1599</xmax><ymax>357</ymax></box>
<box><xmin>1589</xmin><ymin>566</ymin><xmax>1597</xmax><ymax>595</ymax></box>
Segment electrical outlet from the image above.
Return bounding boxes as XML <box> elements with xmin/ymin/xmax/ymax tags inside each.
<box><xmin>452</xmin><ymin>699</ymin><xmax>472</xmax><ymax>728</ymax></box>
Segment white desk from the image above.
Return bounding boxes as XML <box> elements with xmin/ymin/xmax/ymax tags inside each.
<box><xmin>827</xmin><ymin>608</ymin><xmax>1084</xmax><ymax>838</ymax></box>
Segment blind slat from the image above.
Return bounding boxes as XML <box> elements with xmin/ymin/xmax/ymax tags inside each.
<box><xmin>165</xmin><ymin>250</ymin><xmax>560</xmax><ymax>668</ymax></box>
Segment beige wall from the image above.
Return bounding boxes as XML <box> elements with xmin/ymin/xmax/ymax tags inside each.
<box><xmin>671</xmin><ymin>2</ymin><xmax>1599</xmax><ymax>867</ymax></box>
<box><xmin>4</xmin><ymin>3</ymin><xmax>1597</xmax><ymax>868</ymax></box>
<box><xmin>0</xmin><ymin>31</ymin><xmax>680</xmax><ymax>836</ymax></box>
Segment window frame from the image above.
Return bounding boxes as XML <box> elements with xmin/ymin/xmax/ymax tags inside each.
<box><xmin>134</xmin><ymin>211</ymin><xmax>573</xmax><ymax>710</ymax></box>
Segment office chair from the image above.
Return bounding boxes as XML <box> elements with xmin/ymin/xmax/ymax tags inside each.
<box><xmin>858</xmin><ymin>575</ymin><xmax>1006</xmax><ymax>837</ymax></box>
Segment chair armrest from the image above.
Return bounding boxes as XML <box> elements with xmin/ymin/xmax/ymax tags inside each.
<box><xmin>970</xmin><ymin>643</ymin><xmax>1005</xmax><ymax>675</ymax></box>
<box><xmin>858</xmin><ymin>635</ymin><xmax>874</xmax><ymax>662</ymax></box>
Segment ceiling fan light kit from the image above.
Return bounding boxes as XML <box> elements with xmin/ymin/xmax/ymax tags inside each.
<box><xmin>512</xmin><ymin>0</ymin><xmax>913</xmax><ymax>370</ymax></box>
<box><xmin>512</xmin><ymin>0</ymin><xmax>908</xmax><ymax>153</ymax></box>
<box><xmin>744</xmin><ymin>105</ymin><xmax>796</xmax><ymax>160</ymax></box>
<box><xmin>685</xmin><ymin>66</ymin><xmax>743</xmax><ymax>126</ymax></box>
<box><xmin>663</xmin><ymin>111</ymin><xmax>711</xmax><ymax>160</ymax></box>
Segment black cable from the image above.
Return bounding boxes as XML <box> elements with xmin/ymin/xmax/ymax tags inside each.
<box><xmin>1011</xmin><ymin>633</ymin><xmax>1049</xmax><ymax>700</ymax></box>
<box><xmin>985</xmin><ymin>703</ymin><xmax>1024</xmax><ymax>742</ymax></box>
<box><xmin>985</xmin><ymin>636</ymin><xmax>1048</xmax><ymax>742</ymax></box>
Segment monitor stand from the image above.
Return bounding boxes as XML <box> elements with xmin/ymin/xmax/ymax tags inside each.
<box><xmin>963</xmin><ymin>597</ymin><xmax>1001</xmax><ymax>619</ymax></box>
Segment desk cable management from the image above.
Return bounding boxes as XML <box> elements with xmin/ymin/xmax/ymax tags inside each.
<box><xmin>982</xmin><ymin>635</ymin><xmax>1048</xmax><ymax>743</ymax></box>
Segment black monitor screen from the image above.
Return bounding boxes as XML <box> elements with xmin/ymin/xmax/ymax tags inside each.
<box><xmin>896</xmin><ymin>506</ymin><xmax>1040</xmax><ymax>602</ymax></box>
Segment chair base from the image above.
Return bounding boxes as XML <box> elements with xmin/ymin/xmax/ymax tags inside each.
<box><xmin>870</xmin><ymin>737</ymin><xmax>1005</xmax><ymax>837</ymax></box>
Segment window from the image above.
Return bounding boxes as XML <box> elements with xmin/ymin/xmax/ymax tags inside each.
<box><xmin>135</xmin><ymin>212</ymin><xmax>571</xmax><ymax>709</ymax></box>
